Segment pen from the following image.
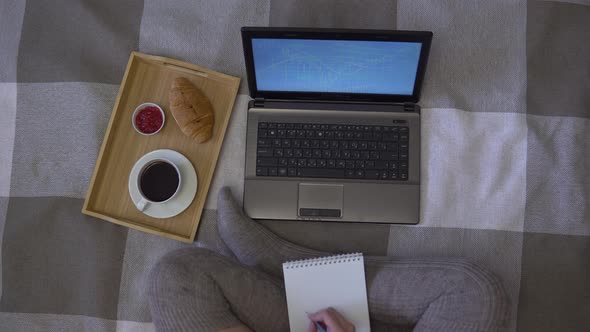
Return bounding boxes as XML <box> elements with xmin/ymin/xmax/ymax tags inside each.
<box><xmin>306</xmin><ymin>312</ymin><xmax>328</xmax><ymax>332</ymax></box>
<box><xmin>312</xmin><ymin>321</ymin><xmax>328</xmax><ymax>332</ymax></box>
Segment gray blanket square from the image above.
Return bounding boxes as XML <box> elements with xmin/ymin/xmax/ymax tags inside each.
<box><xmin>17</xmin><ymin>0</ymin><xmax>143</xmax><ymax>83</ymax></box>
<box><xmin>0</xmin><ymin>197</ymin><xmax>128</xmax><ymax>319</ymax></box>
<box><xmin>0</xmin><ymin>0</ymin><xmax>26</xmax><ymax>82</ymax></box>
<box><xmin>0</xmin><ymin>197</ymin><xmax>8</xmax><ymax>299</ymax></box>
<box><xmin>525</xmin><ymin>115</ymin><xmax>590</xmax><ymax>236</ymax></box>
<box><xmin>526</xmin><ymin>1</ymin><xmax>590</xmax><ymax>118</ymax></box>
<box><xmin>517</xmin><ymin>232</ymin><xmax>590</xmax><ymax>330</ymax></box>
<box><xmin>10</xmin><ymin>83</ymin><xmax>118</xmax><ymax>198</ymax></box>
<box><xmin>270</xmin><ymin>0</ymin><xmax>397</xmax><ymax>29</ymax></box>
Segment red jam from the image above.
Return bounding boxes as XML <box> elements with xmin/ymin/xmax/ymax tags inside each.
<box><xmin>135</xmin><ymin>106</ymin><xmax>163</xmax><ymax>134</ymax></box>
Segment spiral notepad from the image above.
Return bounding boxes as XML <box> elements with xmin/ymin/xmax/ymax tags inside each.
<box><xmin>282</xmin><ymin>253</ymin><xmax>370</xmax><ymax>332</ymax></box>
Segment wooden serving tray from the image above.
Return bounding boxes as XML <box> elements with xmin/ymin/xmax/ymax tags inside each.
<box><xmin>83</xmin><ymin>52</ymin><xmax>240</xmax><ymax>242</ymax></box>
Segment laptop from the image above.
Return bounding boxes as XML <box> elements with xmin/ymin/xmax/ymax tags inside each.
<box><xmin>241</xmin><ymin>27</ymin><xmax>432</xmax><ymax>224</ymax></box>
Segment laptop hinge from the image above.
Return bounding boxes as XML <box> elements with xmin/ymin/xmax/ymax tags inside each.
<box><xmin>403</xmin><ymin>102</ymin><xmax>417</xmax><ymax>112</ymax></box>
<box><xmin>251</xmin><ymin>99</ymin><xmax>420</xmax><ymax>113</ymax></box>
<box><xmin>253</xmin><ymin>98</ymin><xmax>265</xmax><ymax>107</ymax></box>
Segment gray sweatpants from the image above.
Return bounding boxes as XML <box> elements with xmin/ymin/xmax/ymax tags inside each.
<box><xmin>148</xmin><ymin>248</ymin><xmax>509</xmax><ymax>332</ymax></box>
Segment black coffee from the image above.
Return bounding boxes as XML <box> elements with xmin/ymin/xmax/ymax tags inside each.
<box><xmin>139</xmin><ymin>161</ymin><xmax>180</xmax><ymax>202</ymax></box>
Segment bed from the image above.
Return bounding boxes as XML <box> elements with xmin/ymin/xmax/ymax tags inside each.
<box><xmin>0</xmin><ymin>1</ymin><xmax>588</xmax><ymax>331</ymax></box>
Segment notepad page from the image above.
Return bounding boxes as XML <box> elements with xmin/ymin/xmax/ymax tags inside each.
<box><xmin>282</xmin><ymin>254</ymin><xmax>370</xmax><ymax>332</ymax></box>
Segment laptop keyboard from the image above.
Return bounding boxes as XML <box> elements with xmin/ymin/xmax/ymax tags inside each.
<box><xmin>255</xmin><ymin>122</ymin><xmax>409</xmax><ymax>181</ymax></box>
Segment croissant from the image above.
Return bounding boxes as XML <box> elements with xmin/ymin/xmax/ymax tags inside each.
<box><xmin>168</xmin><ymin>77</ymin><xmax>214</xmax><ymax>143</ymax></box>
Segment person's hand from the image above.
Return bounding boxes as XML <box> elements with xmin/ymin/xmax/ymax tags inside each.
<box><xmin>307</xmin><ymin>307</ymin><xmax>355</xmax><ymax>332</ymax></box>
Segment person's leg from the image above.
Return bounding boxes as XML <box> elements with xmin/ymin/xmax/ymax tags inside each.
<box><xmin>217</xmin><ymin>187</ymin><xmax>327</xmax><ymax>278</ymax></box>
<box><xmin>364</xmin><ymin>257</ymin><xmax>509</xmax><ymax>332</ymax></box>
<box><xmin>217</xmin><ymin>187</ymin><xmax>510</xmax><ymax>331</ymax></box>
<box><xmin>148</xmin><ymin>247</ymin><xmax>289</xmax><ymax>332</ymax></box>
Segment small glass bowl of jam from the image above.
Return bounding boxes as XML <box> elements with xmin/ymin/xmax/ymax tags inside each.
<box><xmin>132</xmin><ymin>102</ymin><xmax>165</xmax><ymax>136</ymax></box>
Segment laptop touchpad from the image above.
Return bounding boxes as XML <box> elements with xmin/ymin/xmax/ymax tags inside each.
<box><xmin>298</xmin><ymin>183</ymin><xmax>343</xmax><ymax>218</ymax></box>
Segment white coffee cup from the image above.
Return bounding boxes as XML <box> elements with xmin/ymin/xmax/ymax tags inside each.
<box><xmin>135</xmin><ymin>158</ymin><xmax>182</xmax><ymax>211</ymax></box>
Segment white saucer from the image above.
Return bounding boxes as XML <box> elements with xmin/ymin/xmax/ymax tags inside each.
<box><xmin>128</xmin><ymin>149</ymin><xmax>198</xmax><ymax>219</ymax></box>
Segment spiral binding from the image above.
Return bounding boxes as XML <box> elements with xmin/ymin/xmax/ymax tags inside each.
<box><xmin>283</xmin><ymin>253</ymin><xmax>363</xmax><ymax>269</ymax></box>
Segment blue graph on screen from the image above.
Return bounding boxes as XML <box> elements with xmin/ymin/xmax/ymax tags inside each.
<box><xmin>252</xmin><ymin>38</ymin><xmax>422</xmax><ymax>95</ymax></box>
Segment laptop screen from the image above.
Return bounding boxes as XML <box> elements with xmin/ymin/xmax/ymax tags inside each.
<box><xmin>242</xmin><ymin>28</ymin><xmax>432</xmax><ymax>103</ymax></box>
<box><xmin>251</xmin><ymin>38</ymin><xmax>422</xmax><ymax>96</ymax></box>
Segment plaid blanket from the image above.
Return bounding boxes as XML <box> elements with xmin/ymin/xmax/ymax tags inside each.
<box><xmin>1</xmin><ymin>1</ymin><xmax>588</xmax><ymax>331</ymax></box>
